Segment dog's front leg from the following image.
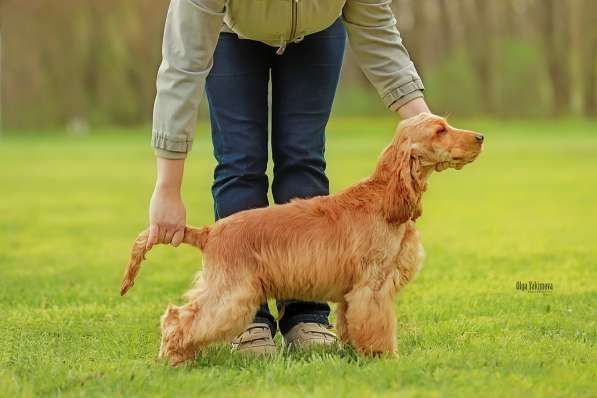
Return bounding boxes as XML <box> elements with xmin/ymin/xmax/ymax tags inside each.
<box><xmin>343</xmin><ymin>287</ymin><xmax>397</xmax><ymax>356</ymax></box>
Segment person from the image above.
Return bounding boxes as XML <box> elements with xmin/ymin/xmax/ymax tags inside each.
<box><xmin>146</xmin><ymin>0</ymin><xmax>430</xmax><ymax>355</ymax></box>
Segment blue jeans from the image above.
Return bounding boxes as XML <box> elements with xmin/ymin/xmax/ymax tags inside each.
<box><xmin>205</xmin><ymin>19</ymin><xmax>346</xmax><ymax>336</ymax></box>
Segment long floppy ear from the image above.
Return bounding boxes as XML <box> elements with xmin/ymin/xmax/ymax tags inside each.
<box><xmin>383</xmin><ymin>137</ymin><xmax>422</xmax><ymax>224</ymax></box>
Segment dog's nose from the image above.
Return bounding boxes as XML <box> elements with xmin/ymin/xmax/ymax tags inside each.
<box><xmin>475</xmin><ymin>134</ymin><xmax>484</xmax><ymax>143</ymax></box>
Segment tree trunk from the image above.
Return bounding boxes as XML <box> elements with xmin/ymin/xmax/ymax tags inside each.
<box><xmin>583</xmin><ymin>43</ymin><xmax>597</xmax><ymax>116</ymax></box>
<box><xmin>580</xmin><ymin>0</ymin><xmax>597</xmax><ymax>116</ymax></box>
<box><xmin>409</xmin><ymin>0</ymin><xmax>428</xmax><ymax>78</ymax></box>
<box><xmin>460</xmin><ymin>0</ymin><xmax>496</xmax><ymax>114</ymax></box>
<box><xmin>538</xmin><ymin>0</ymin><xmax>572</xmax><ymax>116</ymax></box>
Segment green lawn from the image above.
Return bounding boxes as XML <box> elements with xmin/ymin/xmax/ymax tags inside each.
<box><xmin>1</xmin><ymin>117</ymin><xmax>596</xmax><ymax>397</ymax></box>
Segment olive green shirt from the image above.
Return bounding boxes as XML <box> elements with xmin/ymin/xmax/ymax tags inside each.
<box><xmin>153</xmin><ymin>0</ymin><xmax>424</xmax><ymax>159</ymax></box>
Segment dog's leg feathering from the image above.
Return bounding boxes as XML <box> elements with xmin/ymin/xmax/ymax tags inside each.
<box><xmin>335</xmin><ymin>301</ymin><xmax>350</xmax><ymax>344</ymax></box>
<box><xmin>344</xmin><ymin>286</ymin><xmax>398</xmax><ymax>356</ymax></box>
<box><xmin>160</xmin><ymin>276</ymin><xmax>262</xmax><ymax>366</ymax></box>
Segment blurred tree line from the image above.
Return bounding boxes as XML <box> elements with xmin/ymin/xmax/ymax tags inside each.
<box><xmin>1</xmin><ymin>0</ymin><xmax>596</xmax><ymax>130</ymax></box>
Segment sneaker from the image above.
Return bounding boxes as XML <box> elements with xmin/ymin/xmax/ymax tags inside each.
<box><xmin>231</xmin><ymin>323</ymin><xmax>276</xmax><ymax>356</ymax></box>
<box><xmin>283</xmin><ymin>322</ymin><xmax>337</xmax><ymax>350</ymax></box>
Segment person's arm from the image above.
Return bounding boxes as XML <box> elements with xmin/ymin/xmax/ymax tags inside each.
<box><xmin>152</xmin><ymin>0</ymin><xmax>226</xmax><ymax>159</ymax></box>
<box><xmin>342</xmin><ymin>0</ymin><xmax>429</xmax><ymax>118</ymax></box>
<box><xmin>395</xmin><ymin>97</ymin><xmax>430</xmax><ymax>119</ymax></box>
<box><xmin>149</xmin><ymin>0</ymin><xmax>224</xmax><ymax>246</ymax></box>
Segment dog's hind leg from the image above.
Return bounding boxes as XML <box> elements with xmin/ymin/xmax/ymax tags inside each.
<box><xmin>159</xmin><ymin>274</ymin><xmax>263</xmax><ymax>366</ymax></box>
<box><xmin>335</xmin><ymin>301</ymin><xmax>350</xmax><ymax>344</ymax></box>
<box><xmin>343</xmin><ymin>286</ymin><xmax>397</xmax><ymax>356</ymax></box>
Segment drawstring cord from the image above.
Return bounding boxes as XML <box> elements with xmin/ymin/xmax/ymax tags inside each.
<box><xmin>276</xmin><ymin>35</ymin><xmax>304</xmax><ymax>55</ymax></box>
<box><xmin>276</xmin><ymin>39</ymin><xmax>287</xmax><ymax>55</ymax></box>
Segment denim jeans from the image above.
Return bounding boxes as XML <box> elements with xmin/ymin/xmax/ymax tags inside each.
<box><xmin>205</xmin><ymin>19</ymin><xmax>346</xmax><ymax>336</ymax></box>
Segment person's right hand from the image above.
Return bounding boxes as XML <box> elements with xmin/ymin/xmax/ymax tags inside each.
<box><xmin>147</xmin><ymin>186</ymin><xmax>186</xmax><ymax>249</ymax></box>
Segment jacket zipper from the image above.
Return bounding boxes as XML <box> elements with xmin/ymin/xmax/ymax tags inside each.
<box><xmin>277</xmin><ymin>0</ymin><xmax>298</xmax><ymax>55</ymax></box>
<box><xmin>289</xmin><ymin>0</ymin><xmax>298</xmax><ymax>42</ymax></box>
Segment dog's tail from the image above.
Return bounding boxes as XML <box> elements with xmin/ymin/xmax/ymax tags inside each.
<box><xmin>119</xmin><ymin>225</ymin><xmax>210</xmax><ymax>296</ymax></box>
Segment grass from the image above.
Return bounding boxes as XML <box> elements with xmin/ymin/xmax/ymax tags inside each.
<box><xmin>1</xmin><ymin>117</ymin><xmax>596</xmax><ymax>397</ymax></box>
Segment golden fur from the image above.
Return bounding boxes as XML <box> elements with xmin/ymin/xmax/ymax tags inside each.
<box><xmin>120</xmin><ymin>113</ymin><xmax>483</xmax><ymax>366</ymax></box>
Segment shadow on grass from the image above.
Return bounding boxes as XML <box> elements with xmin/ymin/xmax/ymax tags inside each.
<box><xmin>174</xmin><ymin>343</ymin><xmax>369</xmax><ymax>371</ymax></box>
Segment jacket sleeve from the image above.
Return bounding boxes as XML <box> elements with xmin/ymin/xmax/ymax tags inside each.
<box><xmin>152</xmin><ymin>0</ymin><xmax>225</xmax><ymax>159</ymax></box>
<box><xmin>342</xmin><ymin>0</ymin><xmax>424</xmax><ymax>111</ymax></box>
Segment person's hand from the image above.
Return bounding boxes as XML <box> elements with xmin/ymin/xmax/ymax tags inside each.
<box><xmin>147</xmin><ymin>187</ymin><xmax>186</xmax><ymax>249</ymax></box>
<box><xmin>147</xmin><ymin>157</ymin><xmax>187</xmax><ymax>249</ymax></box>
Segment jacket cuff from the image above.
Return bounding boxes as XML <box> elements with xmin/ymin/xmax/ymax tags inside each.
<box><xmin>383</xmin><ymin>79</ymin><xmax>425</xmax><ymax>109</ymax></box>
<box><xmin>152</xmin><ymin>132</ymin><xmax>192</xmax><ymax>159</ymax></box>
<box><xmin>389</xmin><ymin>90</ymin><xmax>424</xmax><ymax>112</ymax></box>
<box><xmin>154</xmin><ymin>148</ymin><xmax>188</xmax><ymax>159</ymax></box>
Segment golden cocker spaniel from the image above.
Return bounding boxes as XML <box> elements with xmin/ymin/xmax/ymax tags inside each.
<box><xmin>120</xmin><ymin>113</ymin><xmax>484</xmax><ymax>366</ymax></box>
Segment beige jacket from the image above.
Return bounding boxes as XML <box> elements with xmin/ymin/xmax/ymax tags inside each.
<box><xmin>153</xmin><ymin>0</ymin><xmax>424</xmax><ymax>158</ymax></box>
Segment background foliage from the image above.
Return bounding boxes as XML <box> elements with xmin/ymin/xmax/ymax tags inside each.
<box><xmin>1</xmin><ymin>0</ymin><xmax>596</xmax><ymax>130</ymax></box>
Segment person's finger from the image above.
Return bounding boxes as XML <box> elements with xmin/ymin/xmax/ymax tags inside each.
<box><xmin>171</xmin><ymin>229</ymin><xmax>184</xmax><ymax>247</ymax></box>
<box><xmin>164</xmin><ymin>229</ymin><xmax>175</xmax><ymax>244</ymax></box>
<box><xmin>147</xmin><ymin>224</ymin><xmax>159</xmax><ymax>250</ymax></box>
<box><xmin>159</xmin><ymin>227</ymin><xmax>167</xmax><ymax>244</ymax></box>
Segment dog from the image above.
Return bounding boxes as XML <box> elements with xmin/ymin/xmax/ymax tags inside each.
<box><xmin>120</xmin><ymin>113</ymin><xmax>483</xmax><ymax>366</ymax></box>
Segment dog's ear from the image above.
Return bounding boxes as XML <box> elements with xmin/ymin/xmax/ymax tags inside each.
<box><xmin>383</xmin><ymin>136</ymin><xmax>422</xmax><ymax>224</ymax></box>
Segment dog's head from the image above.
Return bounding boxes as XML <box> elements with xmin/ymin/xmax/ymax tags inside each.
<box><xmin>397</xmin><ymin>112</ymin><xmax>484</xmax><ymax>171</ymax></box>
<box><xmin>377</xmin><ymin>113</ymin><xmax>483</xmax><ymax>224</ymax></box>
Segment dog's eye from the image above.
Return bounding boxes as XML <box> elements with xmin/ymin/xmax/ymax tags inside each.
<box><xmin>436</xmin><ymin>127</ymin><xmax>447</xmax><ymax>136</ymax></box>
